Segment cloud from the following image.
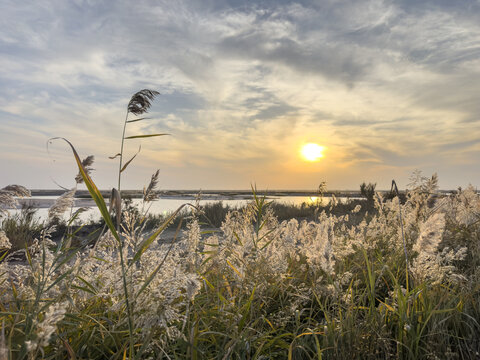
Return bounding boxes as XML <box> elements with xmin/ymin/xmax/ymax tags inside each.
<box><xmin>0</xmin><ymin>0</ymin><xmax>479</xmax><ymax>189</ymax></box>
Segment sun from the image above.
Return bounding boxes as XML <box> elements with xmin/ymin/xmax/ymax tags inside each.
<box><xmin>300</xmin><ymin>143</ymin><xmax>325</xmax><ymax>162</ymax></box>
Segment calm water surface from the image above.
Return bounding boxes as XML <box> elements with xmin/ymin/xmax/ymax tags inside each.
<box><xmin>4</xmin><ymin>195</ymin><xmax>358</xmax><ymax>223</ymax></box>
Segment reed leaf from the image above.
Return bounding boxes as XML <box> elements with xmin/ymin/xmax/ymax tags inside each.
<box><xmin>71</xmin><ymin>285</ymin><xmax>95</xmax><ymax>295</ymax></box>
<box><xmin>124</xmin><ymin>133</ymin><xmax>169</xmax><ymax>140</ymax></box>
<box><xmin>49</xmin><ymin>137</ymin><xmax>120</xmax><ymax>242</ymax></box>
<box><xmin>76</xmin><ymin>275</ymin><xmax>98</xmax><ymax>294</ymax></box>
<box><xmin>120</xmin><ymin>145</ymin><xmax>141</xmax><ymax>173</ymax></box>
<box><xmin>126</xmin><ymin>117</ymin><xmax>151</xmax><ymax>123</ymax></box>
<box><xmin>46</xmin><ymin>268</ymin><xmax>75</xmax><ymax>292</ymax></box>
<box><xmin>238</xmin><ymin>286</ymin><xmax>256</xmax><ymax>331</ymax></box>
<box><xmin>61</xmin><ymin>338</ymin><xmax>77</xmax><ymax>360</ymax></box>
<box><xmin>109</xmin><ymin>188</ymin><xmax>122</xmax><ymax>230</ymax></box>
<box><xmin>66</xmin><ymin>208</ymin><xmax>88</xmax><ymax>227</ymax></box>
<box><xmin>131</xmin><ymin>203</ymin><xmax>188</xmax><ymax>264</ymax></box>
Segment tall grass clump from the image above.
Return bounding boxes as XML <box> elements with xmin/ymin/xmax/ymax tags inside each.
<box><xmin>2</xmin><ymin>167</ymin><xmax>480</xmax><ymax>358</ymax></box>
<box><xmin>1</xmin><ymin>206</ymin><xmax>43</xmax><ymax>253</ymax></box>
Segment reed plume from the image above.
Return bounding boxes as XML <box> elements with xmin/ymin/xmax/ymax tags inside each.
<box><xmin>143</xmin><ymin>169</ymin><xmax>160</xmax><ymax>202</ymax></box>
<box><xmin>0</xmin><ymin>231</ymin><xmax>11</xmax><ymax>249</ymax></box>
<box><xmin>117</xmin><ymin>89</ymin><xmax>163</xmax><ymax>195</ymax></box>
<box><xmin>128</xmin><ymin>89</ymin><xmax>160</xmax><ymax>115</ymax></box>
<box><xmin>48</xmin><ymin>188</ymin><xmax>76</xmax><ymax>220</ymax></box>
<box><xmin>0</xmin><ymin>184</ymin><xmax>31</xmax><ymax>213</ymax></box>
<box><xmin>75</xmin><ymin>155</ymin><xmax>94</xmax><ymax>184</ymax></box>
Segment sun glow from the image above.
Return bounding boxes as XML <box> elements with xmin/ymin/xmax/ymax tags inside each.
<box><xmin>301</xmin><ymin>143</ymin><xmax>325</xmax><ymax>162</ymax></box>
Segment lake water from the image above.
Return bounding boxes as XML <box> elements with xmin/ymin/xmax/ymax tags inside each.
<box><xmin>3</xmin><ymin>195</ymin><xmax>360</xmax><ymax>223</ymax></box>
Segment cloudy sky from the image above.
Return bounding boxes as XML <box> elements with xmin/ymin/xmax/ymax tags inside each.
<box><xmin>1</xmin><ymin>0</ymin><xmax>479</xmax><ymax>191</ymax></box>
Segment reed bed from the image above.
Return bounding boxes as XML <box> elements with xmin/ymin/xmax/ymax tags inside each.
<box><xmin>1</xmin><ymin>173</ymin><xmax>480</xmax><ymax>359</ymax></box>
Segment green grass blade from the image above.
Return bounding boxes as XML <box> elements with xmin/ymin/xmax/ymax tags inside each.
<box><xmin>0</xmin><ymin>251</ymin><xmax>7</xmax><ymax>262</ymax></box>
<box><xmin>67</xmin><ymin>208</ymin><xmax>86</xmax><ymax>226</ymax></box>
<box><xmin>109</xmin><ymin>188</ymin><xmax>122</xmax><ymax>230</ymax></box>
<box><xmin>52</xmin><ymin>248</ymin><xmax>81</xmax><ymax>273</ymax></box>
<box><xmin>50</xmin><ymin>137</ymin><xmax>120</xmax><ymax>242</ymax></box>
<box><xmin>238</xmin><ymin>286</ymin><xmax>256</xmax><ymax>331</ymax></box>
<box><xmin>71</xmin><ymin>285</ymin><xmax>96</xmax><ymax>295</ymax></box>
<box><xmin>131</xmin><ymin>204</ymin><xmax>188</xmax><ymax>264</ymax></box>
<box><xmin>233</xmin><ymin>230</ymin><xmax>243</xmax><ymax>246</ymax></box>
<box><xmin>120</xmin><ymin>145</ymin><xmax>141</xmax><ymax>173</ymax></box>
<box><xmin>46</xmin><ymin>268</ymin><xmax>74</xmax><ymax>291</ymax></box>
<box><xmin>76</xmin><ymin>275</ymin><xmax>98</xmax><ymax>294</ymax></box>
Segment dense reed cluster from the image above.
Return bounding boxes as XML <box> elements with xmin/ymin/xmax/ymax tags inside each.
<box><xmin>1</xmin><ymin>173</ymin><xmax>479</xmax><ymax>359</ymax></box>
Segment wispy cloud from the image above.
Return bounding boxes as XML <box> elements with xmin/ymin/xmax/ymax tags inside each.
<box><xmin>1</xmin><ymin>0</ymin><xmax>479</xmax><ymax>189</ymax></box>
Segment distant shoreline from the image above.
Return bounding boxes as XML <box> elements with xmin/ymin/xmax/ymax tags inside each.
<box><xmin>7</xmin><ymin>189</ymin><xmax>455</xmax><ymax>210</ymax></box>
<box><xmin>11</xmin><ymin>190</ymin><xmax>366</xmax><ymax>209</ymax></box>
<box><xmin>4</xmin><ymin>189</ymin><xmax>462</xmax><ymax>210</ymax></box>
<box><xmin>30</xmin><ymin>189</ymin><xmax>362</xmax><ymax>198</ymax></box>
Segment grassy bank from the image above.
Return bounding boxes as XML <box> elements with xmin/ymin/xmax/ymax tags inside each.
<box><xmin>1</xmin><ymin>175</ymin><xmax>480</xmax><ymax>359</ymax></box>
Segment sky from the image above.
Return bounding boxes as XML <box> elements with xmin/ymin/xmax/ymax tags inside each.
<box><xmin>1</xmin><ymin>0</ymin><xmax>480</xmax><ymax>191</ymax></box>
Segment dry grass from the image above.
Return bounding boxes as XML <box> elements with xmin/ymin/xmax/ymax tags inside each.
<box><xmin>2</xmin><ymin>91</ymin><xmax>479</xmax><ymax>359</ymax></box>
